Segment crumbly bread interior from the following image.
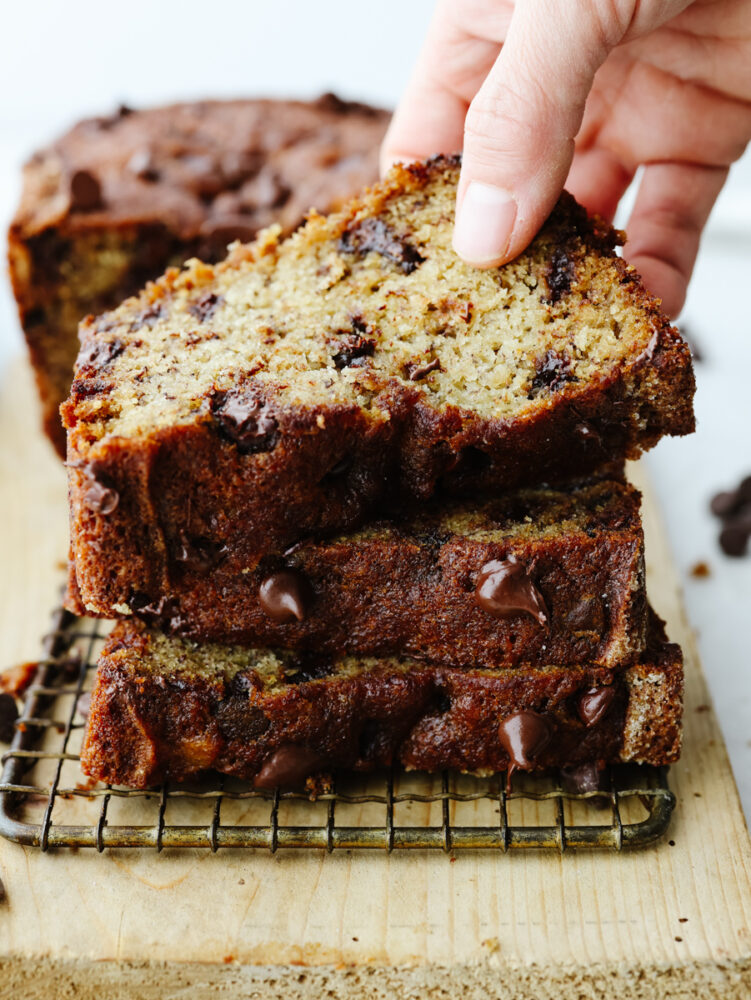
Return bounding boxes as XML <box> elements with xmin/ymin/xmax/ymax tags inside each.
<box><xmin>68</xmin><ymin>157</ymin><xmax>668</xmax><ymax>445</ymax></box>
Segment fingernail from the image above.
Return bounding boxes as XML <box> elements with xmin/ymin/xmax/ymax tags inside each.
<box><xmin>453</xmin><ymin>182</ymin><xmax>516</xmax><ymax>265</ymax></box>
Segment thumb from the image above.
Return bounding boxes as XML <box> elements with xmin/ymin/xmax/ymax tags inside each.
<box><xmin>453</xmin><ymin>0</ymin><xmax>622</xmax><ymax>267</ymax></box>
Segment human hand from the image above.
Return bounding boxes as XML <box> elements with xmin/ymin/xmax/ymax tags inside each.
<box><xmin>381</xmin><ymin>0</ymin><xmax>751</xmax><ymax>316</ymax></box>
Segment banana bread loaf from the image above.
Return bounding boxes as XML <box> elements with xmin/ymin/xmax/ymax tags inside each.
<box><xmin>8</xmin><ymin>95</ymin><xmax>389</xmax><ymax>455</ymax></box>
<box><xmin>63</xmin><ymin>156</ymin><xmax>694</xmax><ymax>618</ymax></box>
<box><xmin>80</xmin><ymin>612</ymin><xmax>682</xmax><ymax>789</ymax></box>
<box><xmin>66</xmin><ymin>474</ymin><xmax>646</xmax><ymax>669</ymax></box>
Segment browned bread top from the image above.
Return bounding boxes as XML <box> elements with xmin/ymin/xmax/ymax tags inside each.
<box><xmin>10</xmin><ymin>95</ymin><xmax>389</xmax><ymax>255</ymax></box>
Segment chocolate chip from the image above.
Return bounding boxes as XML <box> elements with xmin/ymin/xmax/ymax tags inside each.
<box><xmin>406</xmin><ymin>358</ymin><xmax>441</xmax><ymax>381</ymax></box>
<box><xmin>434</xmin><ymin>691</ymin><xmax>452</xmax><ymax>714</ymax></box>
<box><xmin>528</xmin><ymin>350</ymin><xmax>577</xmax><ymax>397</ymax></box>
<box><xmin>127</xmin><ymin>148</ymin><xmax>160</xmax><ymax>182</ymax></box>
<box><xmin>210</xmin><ymin>388</ymin><xmax>279</xmax><ymax>453</ymax></box>
<box><xmin>253</xmin><ymin>744</ymin><xmax>324</xmax><ymax>789</ymax></box>
<box><xmin>576</xmin><ymin>686</ymin><xmax>617</xmax><ymax>727</ymax></box>
<box><xmin>475</xmin><ymin>558</ymin><xmax>548</xmax><ymax>626</ymax></box>
<box><xmin>82</xmin><ymin>477</ymin><xmax>119</xmax><ymax>515</ymax></box>
<box><xmin>0</xmin><ymin>694</ymin><xmax>19</xmax><ymax>743</ymax></box>
<box><xmin>545</xmin><ymin>247</ymin><xmax>575</xmax><ymax>302</ymax></box>
<box><xmin>189</xmin><ymin>292</ymin><xmax>223</xmax><ymax>323</ymax></box>
<box><xmin>339</xmin><ymin>218</ymin><xmax>425</xmax><ymax>274</ymax></box>
<box><xmin>332</xmin><ymin>332</ymin><xmax>375</xmax><ymax>369</ymax></box>
<box><xmin>77</xmin><ymin>338</ymin><xmax>125</xmax><ymax>371</ymax></box>
<box><xmin>719</xmin><ymin>524</ymin><xmax>748</xmax><ymax>557</ymax></box>
<box><xmin>710</xmin><ymin>491</ymin><xmax>739</xmax><ymax>517</ymax></box>
<box><xmin>174</xmin><ymin>535</ymin><xmax>228</xmax><ymax>572</ymax></box>
<box><xmin>69</xmin><ymin>169</ymin><xmax>103</xmax><ymax>211</ymax></box>
<box><xmin>259</xmin><ymin>570</ymin><xmax>313</xmax><ymax>624</ymax></box>
<box><xmin>129</xmin><ymin>301</ymin><xmax>165</xmax><ymax>331</ymax></box>
<box><xmin>498</xmin><ymin>712</ymin><xmax>552</xmax><ymax>771</ymax></box>
<box><xmin>284</xmin><ymin>654</ymin><xmax>332</xmax><ymax>683</ymax></box>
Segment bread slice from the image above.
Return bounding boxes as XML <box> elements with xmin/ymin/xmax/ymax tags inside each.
<box><xmin>66</xmin><ymin>474</ymin><xmax>647</xmax><ymax>669</ymax></box>
<box><xmin>63</xmin><ymin>156</ymin><xmax>694</xmax><ymax>616</ymax></box>
<box><xmin>9</xmin><ymin>95</ymin><xmax>388</xmax><ymax>456</ymax></box>
<box><xmin>80</xmin><ymin>612</ymin><xmax>682</xmax><ymax>789</ymax></box>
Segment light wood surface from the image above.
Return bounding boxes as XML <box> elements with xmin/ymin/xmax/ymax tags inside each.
<box><xmin>0</xmin><ymin>357</ymin><xmax>750</xmax><ymax>999</ymax></box>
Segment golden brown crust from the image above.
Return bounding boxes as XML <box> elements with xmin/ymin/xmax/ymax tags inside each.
<box><xmin>8</xmin><ymin>96</ymin><xmax>389</xmax><ymax>455</ymax></box>
<box><xmin>65</xmin><ymin>475</ymin><xmax>646</xmax><ymax>669</ymax></box>
<box><xmin>79</xmin><ymin>612</ymin><xmax>682</xmax><ymax>789</ymax></box>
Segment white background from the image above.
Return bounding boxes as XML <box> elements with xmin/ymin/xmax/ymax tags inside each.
<box><xmin>1</xmin><ymin>1</ymin><xmax>749</xmax><ymax>818</ymax></box>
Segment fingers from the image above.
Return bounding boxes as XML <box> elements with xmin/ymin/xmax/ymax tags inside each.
<box><xmin>565</xmin><ymin>147</ymin><xmax>633</xmax><ymax>222</ymax></box>
<box><xmin>452</xmin><ymin>0</ymin><xmax>624</xmax><ymax>267</ymax></box>
<box><xmin>623</xmin><ymin>162</ymin><xmax>729</xmax><ymax>317</ymax></box>
<box><xmin>380</xmin><ymin>2</ymin><xmax>500</xmax><ymax>174</ymax></box>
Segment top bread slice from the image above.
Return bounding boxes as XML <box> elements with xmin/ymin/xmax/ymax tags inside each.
<box><xmin>62</xmin><ymin>155</ymin><xmax>694</xmax><ymax>615</ymax></box>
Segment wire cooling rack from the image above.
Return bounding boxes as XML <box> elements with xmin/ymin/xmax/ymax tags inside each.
<box><xmin>0</xmin><ymin>605</ymin><xmax>675</xmax><ymax>853</ymax></box>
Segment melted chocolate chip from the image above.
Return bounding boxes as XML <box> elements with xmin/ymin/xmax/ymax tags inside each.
<box><xmin>284</xmin><ymin>654</ymin><xmax>333</xmax><ymax>684</ymax></box>
<box><xmin>332</xmin><ymin>332</ymin><xmax>375</xmax><ymax>369</ymax></box>
<box><xmin>259</xmin><ymin>570</ymin><xmax>313</xmax><ymax>624</ymax></box>
<box><xmin>77</xmin><ymin>338</ymin><xmax>125</xmax><ymax>371</ymax></box>
<box><xmin>189</xmin><ymin>291</ymin><xmax>223</xmax><ymax>322</ymax></box>
<box><xmin>82</xmin><ymin>476</ymin><xmax>119</xmax><ymax>515</ymax></box>
<box><xmin>339</xmin><ymin>218</ymin><xmax>425</xmax><ymax>274</ymax></box>
<box><xmin>498</xmin><ymin>712</ymin><xmax>553</xmax><ymax>771</ymax></box>
<box><xmin>577</xmin><ymin>686</ymin><xmax>617</xmax><ymax>727</ymax></box>
<box><xmin>0</xmin><ymin>694</ymin><xmax>19</xmax><ymax>743</ymax></box>
<box><xmin>528</xmin><ymin>350</ymin><xmax>577</xmax><ymax>397</ymax></box>
<box><xmin>216</xmin><ymin>685</ymin><xmax>270</xmax><ymax>742</ymax></box>
<box><xmin>546</xmin><ymin>247</ymin><xmax>575</xmax><ymax>302</ymax></box>
<box><xmin>475</xmin><ymin>558</ymin><xmax>547</xmax><ymax>626</ymax></box>
<box><xmin>406</xmin><ymin>358</ymin><xmax>441</xmax><ymax>381</ymax></box>
<box><xmin>434</xmin><ymin>691</ymin><xmax>452</xmax><ymax>715</ymax></box>
<box><xmin>253</xmin><ymin>744</ymin><xmax>323</xmax><ymax>789</ymax></box>
<box><xmin>174</xmin><ymin>535</ymin><xmax>229</xmax><ymax>572</ymax></box>
<box><xmin>129</xmin><ymin>302</ymin><xmax>165</xmax><ymax>331</ymax></box>
<box><xmin>210</xmin><ymin>388</ymin><xmax>279</xmax><ymax>453</ymax></box>
<box><xmin>69</xmin><ymin>169</ymin><xmax>103</xmax><ymax>211</ymax></box>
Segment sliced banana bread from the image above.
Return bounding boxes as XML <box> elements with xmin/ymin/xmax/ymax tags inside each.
<box><xmin>63</xmin><ymin>156</ymin><xmax>694</xmax><ymax>616</ymax></box>
<box><xmin>8</xmin><ymin>95</ymin><xmax>388</xmax><ymax>455</ymax></box>
<box><xmin>80</xmin><ymin>613</ymin><xmax>682</xmax><ymax>789</ymax></box>
<box><xmin>66</xmin><ymin>474</ymin><xmax>646</xmax><ymax>669</ymax></box>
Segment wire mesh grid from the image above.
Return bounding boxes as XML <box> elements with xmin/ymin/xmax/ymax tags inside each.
<box><xmin>0</xmin><ymin>605</ymin><xmax>675</xmax><ymax>853</ymax></box>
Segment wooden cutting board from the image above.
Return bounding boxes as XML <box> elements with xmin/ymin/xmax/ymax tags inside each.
<box><xmin>0</xmin><ymin>358</ymin><xmax>750</xmax><ymax>1000</ymax></box>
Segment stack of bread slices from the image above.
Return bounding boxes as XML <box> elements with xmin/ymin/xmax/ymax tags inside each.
<box><xmin>62</xmin><ymin>157</ymin><xmax>693</xmax><ymax>792</ymax></box>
